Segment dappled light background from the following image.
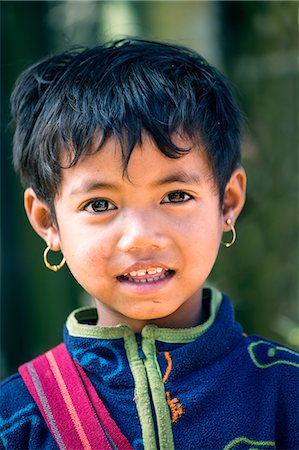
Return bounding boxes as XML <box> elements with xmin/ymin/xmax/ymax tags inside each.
<box><xmin>1</xmin><ymin>1</ymin><xmax>298</xmax><ymax>378</ymax></box>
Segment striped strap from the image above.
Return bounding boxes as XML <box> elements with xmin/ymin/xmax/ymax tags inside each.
<box><xmin>19</xmin><ymin>343</ymin><xmax>132</xmax><ymax>450</ymax></box>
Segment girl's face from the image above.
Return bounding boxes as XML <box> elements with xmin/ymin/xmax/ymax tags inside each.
<box><xmin>27</xmin><ymin>135</ymin><xmax>246</xmax><ymax>331</ymax></box>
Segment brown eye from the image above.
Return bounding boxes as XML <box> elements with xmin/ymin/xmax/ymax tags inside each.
<box><xmin>85</xmin><ymin>199</ymin><xmax>116</xmax><ymax>213</ymax></box>
<box><xmin>163</xmin><ymin>191</ymin><xmax>192</xmax><ymax>203</ymax></box>
<box><xmin>92</xmin><ymin>200</ymin><xmax>109</xmax><ymax>212</ymax></box>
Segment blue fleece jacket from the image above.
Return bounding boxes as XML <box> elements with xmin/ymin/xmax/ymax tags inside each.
<box><xmin>1</xmin><ymin>288</ymin><xmax>299</xmax><ymax>449</ymax></box>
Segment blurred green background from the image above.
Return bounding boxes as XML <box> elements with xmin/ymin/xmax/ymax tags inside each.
<box><xmin>1</xmin><ymin>0</ymin><xmax>298</xmax><ymax>379</ymax></box>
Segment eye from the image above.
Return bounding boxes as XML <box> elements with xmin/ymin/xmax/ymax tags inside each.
<box><xmin>162</xmin><ymin>190</ymin><xmax>193</xmax><ymax>204</ymax></box>
<box><xmin>84</xmin><ymin>199</ymin><xmax>116</xmax><ymax>213</ymax></box>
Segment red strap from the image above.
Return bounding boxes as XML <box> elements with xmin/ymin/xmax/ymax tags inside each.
<box><xmin>19</xmin><ymin>343</ymin><xmax>133</xmax><ymax>450</ymax></box>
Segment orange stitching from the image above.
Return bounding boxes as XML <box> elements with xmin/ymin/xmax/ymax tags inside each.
<box><xmin>165</xmin><ymin>391</ymin><xmax>185</xmax><ymax>424</ymax></box>
<box><xmin>162</xmin><ymin>351</ymin><xmax>172</xmax><ymax>384</ymax></box>
<box><xmin>162</xmin><ymin>352</ymin><xmax>184</xmax><ymax>424</ymax></box>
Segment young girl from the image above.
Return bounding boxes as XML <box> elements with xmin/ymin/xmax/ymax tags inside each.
<box><xmin>1</xmin><ymin>39</ymin><xmax>298</xmax><ymax>449</ymax></box>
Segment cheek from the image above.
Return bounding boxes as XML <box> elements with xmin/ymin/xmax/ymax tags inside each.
<box><xmin>66</xmin><ymin>247</ymin><xmax>113</xmax><ymax>299</ymax></box>
<box><xmin>181</xmin><ymin>212</ymin><xmax>222</xmax><ymax>244</ymax></box>
<box><xmin>62</xmin><ymin>234</ymin><xmax>112</xmax><ymax>276</ymax></box>
<box><xmin>180</xmin><ymin>215</ymin><xmax>222</xmax><ymax>264</ymax></box>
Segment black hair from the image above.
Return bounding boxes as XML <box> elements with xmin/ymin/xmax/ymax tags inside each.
<box><xmin>11</xmin><ymin>38</ymin><xmax>242</xmax><ymax>207</ymax></box>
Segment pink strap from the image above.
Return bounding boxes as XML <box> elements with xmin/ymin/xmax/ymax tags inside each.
<box><xmin>19</xmin><ymin>343</ymin><xmax>132</xmax><ymax>450</ymax></box>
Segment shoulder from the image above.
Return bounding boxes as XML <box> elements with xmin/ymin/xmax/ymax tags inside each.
<box><xmin>240</xmin><ymin>335</ymin><xmax>299</xmax><ymax>390</ymax></box>
<box><xmin>243</xmin><ymin>336</ymin><xmax>299</xmax><ymax>445</ymax></box>
<box><xmin>244</xmin><ymin>335</ymin><xmax>299</xmax><ymax>370</ymax></box>
<box><xmin>0</xmin><ymin>372</ymin><xmax>55</xmax><ymax>449</ymax></box>
<box><xmin>0</xmin><ymin>371</ymin><xmax>37</xmax><ymax>417</ymax></box>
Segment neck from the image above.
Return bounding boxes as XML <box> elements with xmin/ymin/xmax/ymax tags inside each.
<box><xmin>95</xmin><ymin>290</ymin><xmax>206</xmax><ymax>332</ymax></box>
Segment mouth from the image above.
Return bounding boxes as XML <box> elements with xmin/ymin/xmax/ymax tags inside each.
<box><xmin>117</xmin><ymin>267</ymin><xmax>175</xmax><ymax>284</ymax></box>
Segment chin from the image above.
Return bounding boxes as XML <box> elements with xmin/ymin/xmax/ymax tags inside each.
<box><xmin>128</xmin><ymin>306</ymin><xmax>175</xmax><ymax>322</ymax></box>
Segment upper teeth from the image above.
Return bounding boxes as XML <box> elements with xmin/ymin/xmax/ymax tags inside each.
<box><xmin>125</xmin><ymin>267</ymin><xmax>164</xmax><ymax>277</ymax></box>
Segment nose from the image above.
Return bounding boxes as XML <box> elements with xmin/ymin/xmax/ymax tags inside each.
<box><xmin>117</xmin><ymin>209</ymin><xmax>168</xmax><ymax>253</ymax></box>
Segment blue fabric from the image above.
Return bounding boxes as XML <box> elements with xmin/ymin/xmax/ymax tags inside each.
<box><xmin>1</xmin><ymin>292</ymin><xmax>299</xmax><ymax>449</ymax></box>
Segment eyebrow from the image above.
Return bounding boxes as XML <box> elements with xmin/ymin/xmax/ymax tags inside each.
<box><xmin>70</xmin><ymin>182</ymin><xmax>118</xmax><ymax>196</ymax></box>
<box><xmin>69</xmin><ymin>171</ymin><xmax>202</xmax><ymax>196</ymax></box>
<box><xmin>153</xmin><ymin>171</ymin><xmax>202</xmax><ymax>187</ymax></box>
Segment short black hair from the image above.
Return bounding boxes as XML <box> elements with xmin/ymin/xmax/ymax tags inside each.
<box><xmin>11</xmin><ymin>38</ymin><xmax>242</xmax><ymax>207</ymax></box>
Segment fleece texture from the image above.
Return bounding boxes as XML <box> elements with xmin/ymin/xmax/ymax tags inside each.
<box><xmin>1</xmin><ymin>288</ymin><xmax>299</xmax><ymax>449</ymax></box>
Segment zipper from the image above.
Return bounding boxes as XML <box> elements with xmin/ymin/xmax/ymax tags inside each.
<box><xmin>135</xmin><ymin>334</ymin><xmax>146</xmax><ymax>360</ymax></box>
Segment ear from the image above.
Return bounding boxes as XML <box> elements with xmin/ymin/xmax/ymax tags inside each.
<box><xmin>24</xmin><ymin>188</ymin><xmax>61</xmax><ymax>251</ymax></box>
<box><xmin>222</xmin><ymin>166</ymin><xmax>246</xmax><ymax>229</ymax></box>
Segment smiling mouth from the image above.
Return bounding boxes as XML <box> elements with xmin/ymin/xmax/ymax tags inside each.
<box><xmin>117</xmin><ymin>268</ymin><xmax>175</xmax><ymax>283</ymax></box>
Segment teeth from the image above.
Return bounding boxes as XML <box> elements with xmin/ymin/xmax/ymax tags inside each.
<box><xmin>127</xmin><ymin>267</ymin><xmax>164</xmax><ymax>277</ymax></box>
<box><xmin>147</xmin><ymin>267</ymin><xmax>163</xmax><ymax>275</ymax></box>
<box><xmin>136</xmin><ymin>269</ymin><xmax>146</xmax><ymax>276</ymax></box>
<box><xmin>129</xmin><ymin>270</ymin><xmax>137</xmax><ymax>277</ymax></box>
<box><xmin>126</xmin><ymin>272</ymin><xmax>168</xmax><ymax>283</ymax></box>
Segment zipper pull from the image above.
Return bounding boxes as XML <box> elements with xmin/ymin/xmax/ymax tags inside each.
<box><xmin>135</xmin><ymin>334</ymin><xmax>146</xmax><ymax>360</ymax></box>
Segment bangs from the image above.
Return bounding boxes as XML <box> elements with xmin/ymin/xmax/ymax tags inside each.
<box><xmin>40</xmin><ymin>51</ymin><xmax>215</xmax><ymax>168</ymax></box>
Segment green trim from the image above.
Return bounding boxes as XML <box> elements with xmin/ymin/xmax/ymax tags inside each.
<box><xmin>223</xmin><ymin>437</ymin><xmax>275</xmax><ymax>450</ymax></box>
<box><xmin>66</xmin><ymin>307</ymin><xmax>133</xmax><ymax>339</ymax></box>
<box><xmin>141</xmin><ymin>287</ymin><xmax>222</xmax><ymax>343</ymax></box>
<box><xmin>142</xmin><ymin>338</ymin><xmax>174</xmax><ymax>450</ymax></box>
<box><xmin>123</xmin><ymin>335</ymin><xmax>158</xmax><ymax>450</ymax></box>
<box><xmin>248</xmin><ymin>341</ymin><xmax>299</xmax><ymax>369</ymax></box>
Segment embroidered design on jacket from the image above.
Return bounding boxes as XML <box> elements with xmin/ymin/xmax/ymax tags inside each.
<box><xmin>248</xmin><ymin>341</ymin><xmax>299</xmax><ymax>369</ymax></box>
<box><xmin>162</xmin><ymin>352</ymin><xmax>184</xmax><ymax>424</ymax></box>
<box><xmin>224</xmin><ymin>436</ymin><xmax>275</xmax><ymax>449</ymax></box>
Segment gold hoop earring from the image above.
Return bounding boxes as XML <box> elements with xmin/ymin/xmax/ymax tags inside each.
<box><xmin>221</xmin><ymin>218</ymin><xmax>237</xmax><ymax>248</ymax></box>
<box><xmin>43</xmin><ymin>243</ymin><xmax>66</xmax><ymax>272</ymax></box>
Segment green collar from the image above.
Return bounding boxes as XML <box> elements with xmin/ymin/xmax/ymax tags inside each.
<box><xmin>66</xmin><ymin>287</ymin><xmax>223</xmax><ymax>343</ymax></box>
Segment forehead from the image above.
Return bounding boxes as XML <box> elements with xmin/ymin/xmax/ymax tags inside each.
<box><xmin>59</xmin><ymin>134</ymin><xmax>214</xmax><ymax>194</ymax></box>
